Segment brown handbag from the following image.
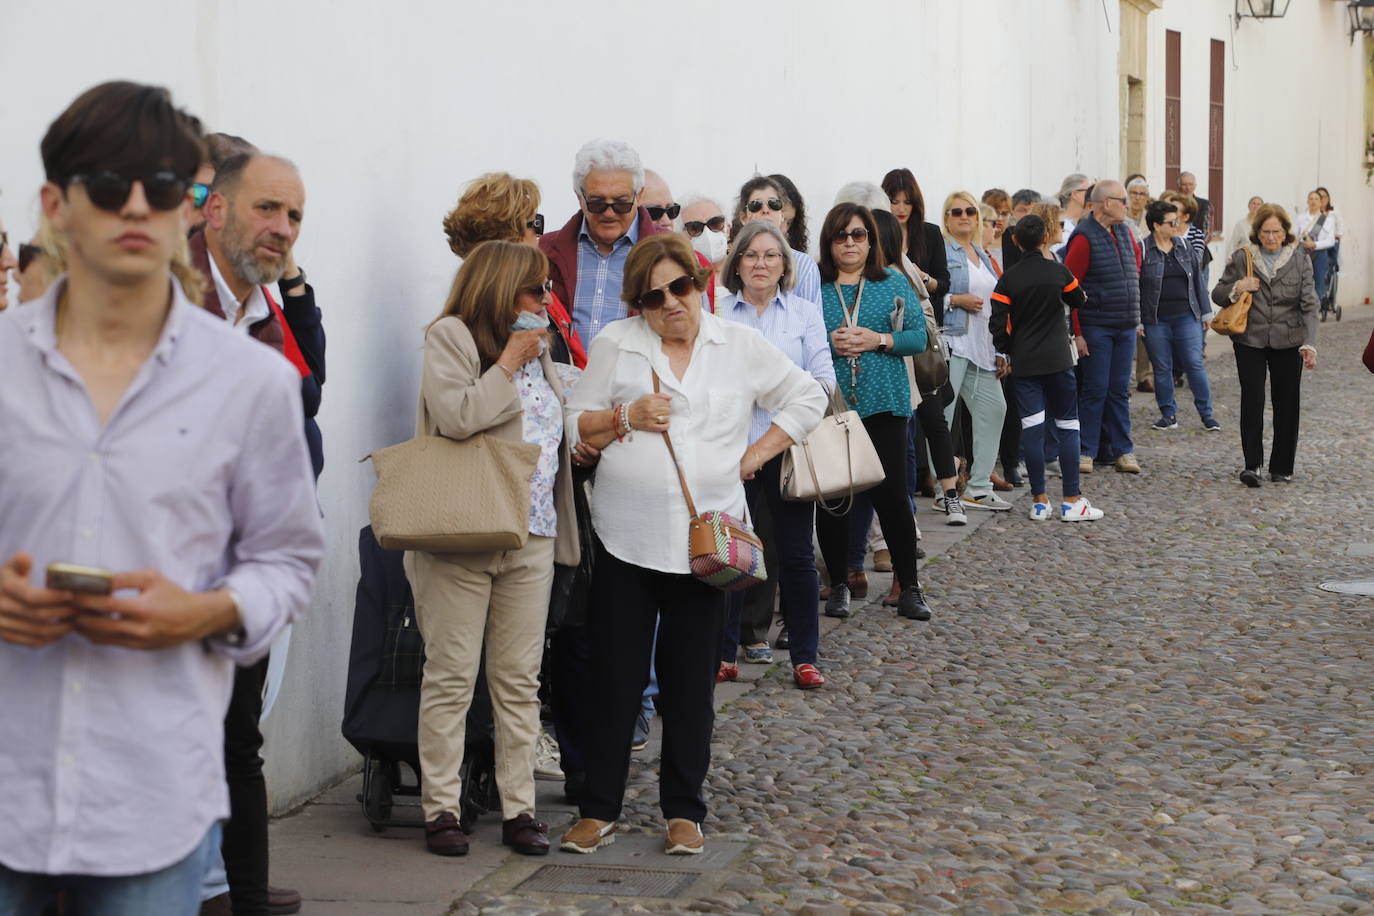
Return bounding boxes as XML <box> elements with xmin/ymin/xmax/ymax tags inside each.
<box><xmin>1210</xmin><ymin>248</ymin><xmax>1254</xmax><ymax>336</ymax></box>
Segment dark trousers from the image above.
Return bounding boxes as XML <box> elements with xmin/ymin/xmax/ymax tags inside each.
<box><xmin>1233</xmin><ymin>342</ymin><xmax>1303</xmax><ymax>475</ymax></box>
<box><xmin>551</xmin><ymin>624</ymin><xmax>593</xmax><ymax>779</ymax></box>
<box><xmin>581</xmin><ymin>546</ymin><xmax>725</xmax><ymax>823</ymax></box>
<box><xmin>1078</xmin><ymin>325</ymin><xmax>1136</xmax><ymax>460</ymax></box>
<box><xmin>998</xmin><ymin>376</ymin><xmax>1021</xmax><ymax>476</ymax></box>
<box><xmin>915</xmin><ymin>396</ymin><xmax>957</xmax><ymax>481</ymax></box>
<box><xmin>816</xmin><ymin>413</ymin><xmax>920</xmax><ymax>591</ymax></box>
<box><xmin>722</xmin><ymin>483</ymin><xmax>777</xmax><ymax>656</ymax></box>
<box><xmin>723</xmin><ymin>457</ymin><xmax>821</xmax><ymax>665</ymax></box>
<box><xmin>1014</xmin><ymin>370</ymin><xmax>1082</xmax><ymax>499</ymax></box>
<box><xmin>223</xmin><ymin>656</ymin><xmax>270</xmax><ymax>916</ymax></box>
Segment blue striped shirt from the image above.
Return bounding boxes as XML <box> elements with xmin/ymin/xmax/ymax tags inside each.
<box><xmin>573</xmin><ymin>218</ymin><xmax>640</xmax><ymax>346</ymax></box>
<box><xmin>791</xmin><ymin>248</ymin><xmax>822</xmax><ymax>306</ymax></box>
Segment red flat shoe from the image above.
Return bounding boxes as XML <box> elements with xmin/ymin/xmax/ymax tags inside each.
<box><xmin>716</xmin><ymin>661</ymin><xmax>738</xmax><ymax>683</ymax></box>
<box><xmin>793</xmin><ymin>664</ymin><xmax>825</xmax><ymax>689</ymax></box>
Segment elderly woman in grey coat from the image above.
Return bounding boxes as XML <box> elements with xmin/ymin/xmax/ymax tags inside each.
<box><xmin>1211</xmin><ymin>203</ymin><xmax>1317</xmax><ymax>488</ymax></box>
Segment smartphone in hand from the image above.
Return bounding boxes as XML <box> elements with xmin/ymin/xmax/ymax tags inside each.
<box><xmin>46</xmin><ymin>563</ymin><xmax>114</xmax><ymax>595</ymax></box>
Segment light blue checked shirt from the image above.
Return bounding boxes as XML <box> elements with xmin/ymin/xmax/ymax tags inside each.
<box><xmin>572</xmin><ymin>217</ymin><xmax>641</xmax><ymax>346</ymax></box>
<box><xmin>722</xmin><ymin>290</ymin><xmax>836</xmax><ymax>444</ymax></box>
<box><xmin>791</xmin><ymin>248</ymin><xmax>822</xmax><ymax>307</ymax></box>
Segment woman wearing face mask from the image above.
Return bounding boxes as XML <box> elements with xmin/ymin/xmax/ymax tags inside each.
<box><xmin>405</xmin><ymin>241</ymin><xmax>579</xmax><ymax>859</ymax></box>
<box><xmin>681</xmin><ymin>193</ymin><xmax>731</xmax><ymax>304</ymax></box>
<box><xmin>733</xmin><ymin>175</ymin><xmax>822</xmax><ymax>305</ymax></box>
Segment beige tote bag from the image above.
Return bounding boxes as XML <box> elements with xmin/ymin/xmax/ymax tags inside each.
<box><xmin>779</xmin><ymin>385</ymin><xmax>886</xmax><ymax>514</ymax></box>
<box><xmin>365</xmin><ymin>398</ymin><xmax>540</xmax><ymax>553</ymax></box>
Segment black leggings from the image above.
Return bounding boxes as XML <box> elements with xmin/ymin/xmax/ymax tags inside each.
<box><xmin>816</xmin><ymin>413</ymin><xmax>920</xmax><ymax>590</ymax></box>
<box><xmin>914</xmin><ymin>394</ymin><xmax>956</xmax><ymax>481</ymax></box>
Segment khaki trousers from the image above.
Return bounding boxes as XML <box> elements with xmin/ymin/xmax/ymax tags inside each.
<box><xmin>404</xmin><ymin>536</ymin><xmax>553</xmax><ymax>822</ymax></box>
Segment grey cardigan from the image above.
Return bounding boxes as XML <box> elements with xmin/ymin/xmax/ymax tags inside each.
<box><xmin>1211</xmin><ymin>244</ymin><xmax>1318</xmax><ymax>351</ymax></box>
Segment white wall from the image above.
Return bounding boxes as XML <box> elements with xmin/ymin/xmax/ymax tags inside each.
<box><xmin>7</xmin><ymin>0</ymin><xmax>1352</xmax><ymax>810</ymax></box>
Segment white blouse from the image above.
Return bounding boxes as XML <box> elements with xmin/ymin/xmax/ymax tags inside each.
<box><xmin>947</xmin><ymin>251</ymin><xmax>1000</xmax><ymax>373</ymax></box>
<box><xmin>565</xmin><ymin>311</ymin><xmax>826</xmax><ymax>575</ymax></box>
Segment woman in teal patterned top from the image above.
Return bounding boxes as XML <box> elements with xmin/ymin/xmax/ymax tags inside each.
<box><xmin>814</xmin><ymin>202</ymin><xmax>932</xmax><ymax>623</ymax></box>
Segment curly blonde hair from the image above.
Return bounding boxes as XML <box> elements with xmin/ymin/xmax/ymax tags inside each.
<box><xmin>442</xmin><ymin>172</ymin><xmax>540</xmax><ymax>257</ymax></box>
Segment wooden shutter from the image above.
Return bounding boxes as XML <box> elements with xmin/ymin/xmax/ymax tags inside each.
<box><xmin>1165</xmin><ymin>29</ymin><xmax>1181</xmax><ymax>193</ymax></box>
<box><xmin>1209</xmin><ymin>39</ymin><xmax>1225</xmax><ymax>233</ymax></box>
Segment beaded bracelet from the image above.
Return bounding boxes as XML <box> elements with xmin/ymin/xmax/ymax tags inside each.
<box><xmin>620</xmin><ymin>402</ymin><xmax>633</xmax><ymax>440</ymax></box>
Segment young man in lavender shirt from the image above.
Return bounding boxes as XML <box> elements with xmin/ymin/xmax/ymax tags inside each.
<box><xmin>0</xmin><ymin>81</ymin><xmax>324</xmax><ymax>915</ymax></box>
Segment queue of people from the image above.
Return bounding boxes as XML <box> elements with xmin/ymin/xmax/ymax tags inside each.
<box><xmin>0</xmin><ymin>79</ymin><xmax>1336</xmax><ymax>915</ymax></box>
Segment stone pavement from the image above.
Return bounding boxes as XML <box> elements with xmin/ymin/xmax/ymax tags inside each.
<box><xmin>273</xmin><ymin>310</ymin><xmax>1374</xmax><ymax>915</ymax></box>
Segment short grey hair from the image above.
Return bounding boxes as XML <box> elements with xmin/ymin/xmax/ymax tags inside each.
<box><xmin>572</xmin><ymin>139</ymin><xmax>645</xmax><ymax>195</ymax></box>
<box><xmin>1126</xmin><ymin>176</ymin><xmax>1150</xmax><ymax>190</ymax></box>
<box><xmin>1057</xmin><ymin>172</ymin><xmax>1090</xmax><ymax>206</ymax></box>
<box><xmin>833</xmin><ymin>181</ymin><xmax>890</xmax><ymax>213</ymax></box>
<box><xmin>679</xmin><ymin>192</ymin><xmax>725</xmax><ymax>213</ymax></box>
<box><xmin>721</xmin><ymin>221</ymin><xmax>796</xmax><ymax>295</ymax></box>
<box><xmin>1011</xmin><ymin>188</ymin><xmax>1041</xmax><ymax>208</ymax></box>
<box><xmin>1089</xmin><ymin>180</ymin><xmax>1124</xmax><ymax>203</ymax></box>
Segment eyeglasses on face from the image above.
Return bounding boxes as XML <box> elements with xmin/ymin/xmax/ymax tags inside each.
<box><xmin>745</xmin><ymin>198</ymin><xmax>784</xmax><ymax>213</ymax></box>
<box><xmin>947</xmin><ymin>207</ymin><xmax>979</xmax><ymax>218</ymax></box>
<box><xmin>833</xmin><ymin>228</ymin><xmax>869</xmax><ymax>244</ymax></box>
<box><xmin>68</xmin><ymin>170</ymin><xmax>192</xmax><ymax>212</ymax></box>
<box><xmin>527</xmin><ymin>213</ymin><xmax>545</xmax><ymax>235</ymax></box>
<box><xmin>582</xmin><ymin>195</ymin><xmax>635</xmax><ymax>215</ymax></box>
<box><xmin>741</xmin><ymin>251</ymin><xmax>783</xmax><ymax>265</ymax></box>
<box><xmin>684</xmin><ymin>216</ymin><xmax>726</xmax><ymax>237</ymax></box>
<box><xmin>18</xmin><ymin>243</ymin><xmax>41</xmax><ymax>273</ymax></box>
<box><xmin>635</xmin><ymin>274</ymin><xmax>697</xmax><ymax>309</ymax></box>
<box><xmin>646</xmin><ymin>203</ymin><xmax>681</xmax><ymax>221</ymax></box>
<box><xmin>521</xmin><ymin>278</ymin><xmax>554</xmax><ymax>299</ymax></box>
<box><xmin>1161</xmin><ymin>218</ymin><xmax>1179</xmax><ymax>226</ymax></box>
<box><xmin>1105</xmin><ymin>195</ymin><xmax>1128</xmax><ymax>204</ymax></box>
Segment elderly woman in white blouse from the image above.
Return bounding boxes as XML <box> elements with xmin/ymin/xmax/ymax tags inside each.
<box><xmin>561</xmin><ymin>233</ymin><xmax>825</xmax><ymax>857</ymax></box>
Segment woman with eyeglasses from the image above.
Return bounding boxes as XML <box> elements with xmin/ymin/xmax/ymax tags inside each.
<box><xmin>1212</xmin><ymin>204</ymin><xmax>1318</xmax><ymax>487</ymax></box>
<box><xmin>733</xmin><ymin>175</ymin><xmax>821</xmax><ymax>305</ymax></box>
<box><xmin>405</xmin><ymin>241</ymin><xmax>579</xmax><ymax>859</ymax></box>
<box><xmin>1139</xmin><ymin>199</ymin><xmax>1217</xmax><ymax>433</ymax></box>
<box><xmin>561</xmin><ymin>233</ymin><xmax>823</xmax><ymax>855</ymax></box>
<box><xmin>814</xmin><ymin>202</ymin><xmax>932</xmax><ymax>623</ymax></box>
<box><xmin>445</xmin><ymin>172</ymin><xmax>587</xmax><ymax>368</ymax></box>
<box><xmin>942</xmin><ymin>191</ymin><xmax>1010</xmax><ymax>513</ymax></box>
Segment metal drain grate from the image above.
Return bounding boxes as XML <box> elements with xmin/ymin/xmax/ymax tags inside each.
<box><xmin>517</xmin><ymin>864</ymin><xmax>700</xmax><ymax>897</ymax></box>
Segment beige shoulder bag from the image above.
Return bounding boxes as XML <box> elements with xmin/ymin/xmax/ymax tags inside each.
<box><xmin>779</xmin><ymin>384</ymin><xmax>885</xmax><ymax>514</ymax></box>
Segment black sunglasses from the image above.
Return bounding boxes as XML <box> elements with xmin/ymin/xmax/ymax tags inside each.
<box><xmin>583</xmin><ymin>197</ymin><xmax>635</xmax><ymax>215</ymax></box>
<box><xmin>635</xmin><ymin>274</ymin><xmax>697</xmax><ymax>310</ymax></box>
<box><xmin>521</xmin><ymin>278</ymin><xmax>554</xmax><ymax>298</ymax></box>
<box><xmin>527</xmin><ymin>213</ymin><xmax>545</xmax><ymax>235</ymax></box>
<box><xmin>18</xmin><ymin>243</ymin><xmax>41</xmax><ymax>273</ymax></box>
<box><xmin>947</xmin><ymin>207</ymin><xmax>979</xmax><ymax>218</ymax></box>
<box><xmin>745</xmin><ymin>198</ymin><xmax>784</xmax><ymax>213</ymax></box>
<box><xmin>68</xmin><ymin>170</ymin><xmax>191</xmax><ymax>212</ymax></box>
<box><xmin>833</xmin><ymin>228</ymin><xmax>869</xmax><ymax>244</ymax></box>
<box><xmin>684</xmin><ymin>216</ymin><xmax>727</xmax><ymax>237</ymax></box>
<box><xmin>646</xmin><ymin>203</ymin><xmax>681</xmax><ymax>222</ymax></box>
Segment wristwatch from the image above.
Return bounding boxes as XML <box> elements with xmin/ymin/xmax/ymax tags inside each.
<box><xmin>876</xmin><ymin>334</ymin><xmax>889</xmax><ymax>353</ymax></box>
<box><xmin>279</xmin><ymin>269</ymin><xmax>307</xmax><ymax>293</ymax></box>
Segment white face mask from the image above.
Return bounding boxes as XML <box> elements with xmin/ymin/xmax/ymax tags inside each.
<box><xmin>691</xmin><ymin>228</ymin><xmax>728</xmax><ymax>264</ymax></box>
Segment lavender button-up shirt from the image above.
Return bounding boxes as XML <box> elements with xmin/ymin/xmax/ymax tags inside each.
<box><xmin>0</xmin><ymin>278</ymin><xmax>324</xmax><ymax>877</ymax></box>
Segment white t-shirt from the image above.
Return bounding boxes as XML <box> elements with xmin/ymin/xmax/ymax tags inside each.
<box><xmin>947</xmin><ymin>252</ymin><xmax>999</xmax><ymax>373</ymax></box>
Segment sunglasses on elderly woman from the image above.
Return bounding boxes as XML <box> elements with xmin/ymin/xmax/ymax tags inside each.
<box><xmin>521</xmin><ymin>279</ymin><xmax>554</xmax><ymax>298</ymax></box>
<box><xmin>68</xmin><ymin>170</ymin><xmax>192</xmax><ymax>212</ymax></box>
<box><xmin>583</xmin><ymin>197</ymin><xmax>636</xmax><ymax>215</ymax></box>
<box><xmin>947</xmin><ymin>207</ymin><xmax>979</xmax><ymax>218</ymax></box>
<box><xmin>646</xmin><ymin>203</ymin><xmax>681</xmax><ymax>221</ymax></box>
<box><xmin>745</xmin><ymin>198</ymin><xmax>784</xmax><ymax>213</ymax></box>
<box><xmin>684</xmin><ymin>216</ymin><xmax>726</xmax><ymax>237</ymax></box>
<box><xmin>635</xmin><ymin>274</ymin><xmax>697</xmax><ymax>310</ymax></box>
<box><xmin>833</xmin><ymin>227</ymin><xmax>869</xmax><ymax>244</ymax></box>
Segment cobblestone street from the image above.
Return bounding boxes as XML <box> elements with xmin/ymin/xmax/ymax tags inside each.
<box><xmin>279</xmin><ymin>314</ymin><xmax>1374</xmax><ymax>915</ymax></box>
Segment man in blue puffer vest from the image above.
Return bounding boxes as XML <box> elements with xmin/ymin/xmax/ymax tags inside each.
<box><xmin>1063</xmin><ymin>180</ymin><xmax>1143</xmax><ymax>476</ymax></box>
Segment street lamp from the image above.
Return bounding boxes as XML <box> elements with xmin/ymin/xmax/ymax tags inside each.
<box><xmin>1234</xmin><ymin>0</ymin><xmax>1292</xmax><ymax>18</ymax></box>
<box><xmin>1349</xmin><ymin>0</ymin><xmax>1374</xmax><ymax>43</ymax></box>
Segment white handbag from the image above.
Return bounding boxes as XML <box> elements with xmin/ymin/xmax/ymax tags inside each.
<box><xmin>779</xmin><ymin>385</ymin><xmax>886</xmax><ymax>514</ymax></box>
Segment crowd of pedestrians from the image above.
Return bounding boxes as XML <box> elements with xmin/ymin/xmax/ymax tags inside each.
<box><xmin>0</xmin><ymin>80</ymin><xmax>1333</xmax><ymax>914</ymax></box>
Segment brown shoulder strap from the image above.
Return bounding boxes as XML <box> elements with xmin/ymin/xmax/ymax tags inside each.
<box><xmin>1243</xmin><ymin>246</ymin><xmax>1253</xmax><ymax>277</ymax></box>
<box><xmin>652</xmin><ymin>370</ymin><xmax>698</xmax><ymax>519</ymax></box>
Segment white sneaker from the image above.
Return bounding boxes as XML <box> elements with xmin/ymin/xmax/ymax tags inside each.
<box><xmin>941</xmin><ymin>495</ymin><xmax>968</xmax><ymax>526</ymax></box>
<box><xmin>1060</xmin><ymin>497</ymin><xmax>1105</xmax><ymax>522</ymax></box>
<box><xmin>961</xmin><ymin>489</ymin><xmax>1012</xmax><ymax>511</ymax></box>
<box><xmin>534</xmin><ymin>728</ymin><xmax>563</xmax><ymax>781</ymax></box>
<box><xmin>1029</xmin><ymin>501</ymin><xmax>1053</xmax><ymax>522</ymax></box>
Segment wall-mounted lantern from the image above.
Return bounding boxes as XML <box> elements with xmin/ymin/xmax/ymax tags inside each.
<box><xmin>1234</xmin><ymin>0</ymin><xmax>1292</xmax><ymax>19</ymax></box>
<box><xmin>1350</xmin><ymin>0</ymin><xmax>1374</xmax><ymax>44</ymax></box>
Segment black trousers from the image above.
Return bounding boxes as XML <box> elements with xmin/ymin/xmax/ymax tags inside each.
<box><xmin>580</xmin><ymin>546</ymin><xmax>725</xmax><ymax>823</ymax></box>
<box><xmin>914</xmin><ymin>394</ymin><xmax>957</xmax><ymax>481</ymax></box>
<box><xmin>816</xmin><ymin>413</ymin><xmax>920</xmax><ymax>591</ymax></box>
<box><xmin>223</xmin><ymin>656</ymin><xmax>270</xmax><ymax>915</ymax></box>
<box><xmin>728</xmin><ymin>484</ymin><xmax>777</xmax><ymax>649</ymax></box>
<box><xmin>998</xmin><ymin>376</ymin><xmax>1021</xmax><ymax>475</ymax></box>
<box><xmin>1233</xmin><ymin>342</ymin><xmax>1303</xmax><ymax>476</ymax></box>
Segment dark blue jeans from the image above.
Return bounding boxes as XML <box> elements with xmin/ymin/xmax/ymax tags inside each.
<box><xmin>723</xmin><ymin>456</ymin><xmax>820</xmax><ymax>665</ymax></box>
<box><xmin>1143</xmin><ymin>313</ymin><xmax>1214</xmax><ymax>421</ymax></box>
<box><xmin>1310</xmin><ymin>249</ymin><xmax>1330</xmax><ymax>302</ymax></box>
<box><xmin>1014</xmin><ymin>370</ymin><xmax>1082</xmax><ymax>498</ymax></box>
<box><xmin>1078</xmin><ymin>324</ymin><xmax>1136</xmax><ymax>460</ymax></box>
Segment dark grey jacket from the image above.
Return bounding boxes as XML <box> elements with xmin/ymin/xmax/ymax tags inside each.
<box><xmin>1211</xmin><ymin>244</ymin><xmax>1318</xmax><ymax>350</ymax></box>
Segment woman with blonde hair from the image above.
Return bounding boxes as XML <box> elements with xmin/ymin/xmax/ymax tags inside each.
<box><xmin>405</xmin><ymin>240</ymin><xmax>580</xmax><ymax>858</ymax></box>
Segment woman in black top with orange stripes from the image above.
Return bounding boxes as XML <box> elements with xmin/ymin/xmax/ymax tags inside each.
<box><xmin>990</xmin><ymin>216</ymin><xmax>1104</xmax><ymax>523</ymax></box>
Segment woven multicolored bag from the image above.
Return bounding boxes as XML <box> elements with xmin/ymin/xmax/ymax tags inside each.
<box><xmin>687</xmin><ymin>510</ymin><xmax>767</xmax><ymax>591</ymax></box>
<box><xmin>653</xmin><ymin>371</ymin><xmax>768</xmax><ymax>592</ymax></box>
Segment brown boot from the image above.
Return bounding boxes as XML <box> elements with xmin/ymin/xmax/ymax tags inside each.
<box><xmin>881</xmin><ymin>579</ymin><xmax>902</xmax><ymax>608</ymax></box>
<box><xmin>847</xmin><ymin>569</ymin><xmax>868</xmax><ymax>599</ymax></box>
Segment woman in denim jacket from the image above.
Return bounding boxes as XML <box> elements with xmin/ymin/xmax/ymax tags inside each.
<box><xmin>1139</xmin><ymin>199</ymin><xmax>1218</xmax><ymax>432</ymax></box>
<box><xmin>941</xmin><ymin>191</ymin><xmax>1009</xmax><ymax>512</ymax></box>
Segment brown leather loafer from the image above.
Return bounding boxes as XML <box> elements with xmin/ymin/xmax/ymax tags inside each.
<box><xmin>267</xmin><ymin>886</ymin><xmax>302</xmax><ymax>915</ymax></box>
<box><xmin>502</xmin><ymin>813</ymin><xmax>550</xmax><ymax>856</ymax></box>
<box><xmin>989</xmin><ymin>472</ymin><xmax>1014</xmax><ymax>492</ymax></box>
<box><xmin>425</xmin><ymin>811</ymin><xmax>470</xmax><ymax>856</ymax></box>
<box><xmin>846</xmin><ymin>569</ymin><xmax>868</xmax><ymax>599</ymax></box>
<box><xmin>665</xmin><ymin>818</ymin><xmax>705</xmax><ymax>855</ymax></box>
<box><xmin>561</xmin><ymin>817</ymin><xmax>616</xmax><ymax>853</ymax></box>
